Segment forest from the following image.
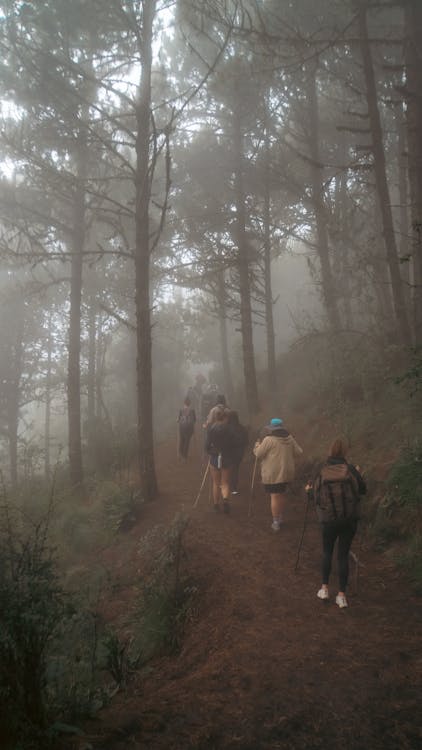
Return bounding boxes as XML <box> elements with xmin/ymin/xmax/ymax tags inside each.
<box><xmin>0</xmin><ymin>1</ymin><xmax>421</xmax><ymax>749</ymax></box>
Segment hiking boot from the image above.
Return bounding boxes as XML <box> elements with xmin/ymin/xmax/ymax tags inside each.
<box><xmin>223</xmin><ymin>500</ymin><xmax>230</xmax><ymax>514</ymax></box>
<box><xmin>336</xmin><ymin>593</ymin><xmax>348</xmax><ymax>609</ymax></box>
<box><xmin>317</xmin><ymin>587</ymin><xmax>329</xmax><ymax>600</ymax></box>
<box><xmin>271</xmin><ymin>520</ymin><xmax>281</xmax><ymax>532</ymax></box>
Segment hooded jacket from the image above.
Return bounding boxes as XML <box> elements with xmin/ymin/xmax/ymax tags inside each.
<box><xmin>253</xmin><ymin>431</ymin><xmax>303</xmax><ymax>484</ymax></box>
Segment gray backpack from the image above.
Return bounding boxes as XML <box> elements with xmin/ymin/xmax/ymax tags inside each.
<box><xmin>314</xmin><ymin>462</ymin><xmax>360</xmax><ymax>522</ymax></box>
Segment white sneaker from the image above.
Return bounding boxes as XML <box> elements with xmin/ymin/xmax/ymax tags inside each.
<box><xmin>317</xmin><ymin>587</ymin><xmax>329</xmax><ymax>600</ymax></box>
<box><xmin>271</xmin><ymin>520</ymin><xmax>281</xmax><ymax>532</ymax></box>
<box><xmin>336</xmin><ymin>594</ymin><xmax>348</xmax><ymax>608</ymax></box>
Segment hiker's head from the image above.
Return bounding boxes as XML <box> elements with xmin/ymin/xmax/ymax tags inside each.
<box><xmin>216</xmin><ymin>394</ymin><xmax>226</xmax><ymax>406</ymax></box>
<box><xmin>184</xmin><ymin>397</ymin><xmax>191</xmax><ymax>407</ymax></box>
<box><xmin>268</xmin><ymin>418</ymin><xmax>283</xmax><ymax>430</ymax></box>
<box><xmin>329</xmin><ymin>438</ymin><xmax>348</xmax><ymax>458</ymax></box>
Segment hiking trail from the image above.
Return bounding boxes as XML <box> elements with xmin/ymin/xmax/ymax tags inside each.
<box><xmin>82</xmin><ymin>428</ymin><xmax>422</xmax><ymax>750</ymax></box>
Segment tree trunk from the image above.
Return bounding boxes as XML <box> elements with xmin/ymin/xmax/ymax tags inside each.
<box><xmin>404</xmin><ymin>0</ymin><xmax>422</xmax><ymax>345</ymax></box>
<box><xmin>396</xmin><ymin>103</ymin><xmax>411</xmax><ymax>312</ymax></box>
<box><xmin>67</xmin><ymin>144</ymin><xmax>86</xmax><ymax>488</ymax></box>
<box><xmin>263</xmin><ymin>123</ymin><xmax>278</xmax><ymax>404</ymax></box>
<box><xmin>307</xmin><ymin>63</ymin><xmax>342</xmax><ymax>332</ymax></box>
<box><xmin>357</xmin><ymin>2</ymin><xmax>411</xmax><ymax>345</ymax></box>
<box><xmin>7</xmin><ymin>307</ymin><xmax>24</xmax><ymax>491</ymax></box>
<box><xmin>233</xmin><ymin>109</ymin><xmax>260</xmax><ymax>416</ymax></box>
<box><xmin>44</xmin><ymin>312</ymin><xmax>52</xmax><ymax>482</ymax></box>
<box><xmin>135</xmin><ymin>0</ymin><xmax>158</xmax><ymax>501</ymax></box>
<box><xmin>216</xmin><ymin>269</ymin><xmax>234</xmax><ymax>403</ymax></box>
<box><xmin>87</xmin><ymin>296</ymin><xmax>96</xmax><ymax>456</ymax></box>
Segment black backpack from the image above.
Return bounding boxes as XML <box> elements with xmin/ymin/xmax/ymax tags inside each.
<box><xmin>179</xmin><ymin>408</ymin><xmax>195</xmax><ymax>431</ymax></box>
<box><xmin>314</xmin><ymin>462</ymin><xmax>360</xmax><ymax>522</ymax></box>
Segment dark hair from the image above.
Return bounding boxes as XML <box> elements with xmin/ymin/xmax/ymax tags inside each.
<box><xmin>227</xmin><ymin>410</ymin><xmax>239</xmax><ymax>425</ymax></box>
<box><xmin>328</xmin><ymin>438</ymin><xmax>348</xmax><ymax>458</ymax></box>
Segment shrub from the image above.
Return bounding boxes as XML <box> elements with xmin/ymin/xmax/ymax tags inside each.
<box><xmin>386</xmin><ymin>440</ymin><xmax>422</xmax><ymax>512</ymax></box>
<box><xmin>0</xmin><ymin>503</ymin><xmax>69</xmax><ymax>747</ymax></box>
<box><xmin>133</xmin><ymin>513</ymin><xmax>196</xmax><ymax>663</ymax></box>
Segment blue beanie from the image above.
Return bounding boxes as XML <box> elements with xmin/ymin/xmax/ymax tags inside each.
<box><xmin>270</xmin><ymin>418</ymin><xmax>283</xmax><ymax>427</ymax></box>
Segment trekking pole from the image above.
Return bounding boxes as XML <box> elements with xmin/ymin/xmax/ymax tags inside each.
<box><xmin>248</xmin><ymin>455</ymin><xmax>258</xmax><ymax>517</ymax></box>
<box><xmin>294</xmin><ymin>488</ymin><xmax>312</xmax><ymax>572</ymax></box>
<box><xmin>193</xmin><ymin>461</ymin><xmax>210</xmax><ymax>508</ymax></box>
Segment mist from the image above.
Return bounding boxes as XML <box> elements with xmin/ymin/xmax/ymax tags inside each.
<box><xmin>0</xmin><ymin>1</ymin><xmax>421</xmax><ymax>746</ymax></box>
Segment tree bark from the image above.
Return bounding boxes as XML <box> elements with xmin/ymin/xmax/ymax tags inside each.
<box><xmin>135</xmin><ymin>0</ymin><xmax>158</xmax><ymax>500</ymax></box>
<box><xmin>357</xmin><ymin>2</ymin><xmax>411</xmax><ymax>345</ymax></box>
<box><xmin>307</xmin><ymin>63</ymin><xmax>342</xmax><ymax>331</ymax></box>
<box><xmin>87</xmin><ymin>296</ymin><xmax>96</xmax><ymax>457</ymax></box>
<box><xmin>67</xmin><ymin>143</ymin><xmax>86</xmax><ymax>488</ymax></box>
<box><xmin>233</xmin><ymin>109</ymin><xmax>260</xmax><ymax>416</ymax></box>
<box><xmin>44</xmin><ymin>311</ymin><xmax>52</xmax><ymax>482</ymax></box>
<box><xmin>7</xmin><ymin>305</ymin><xmax>24</xmax><ymax>491</ymax></box>
<box><xmin>404</xmin><ymin>0</ymin><xmax>422</xmax><ymax>345</ymax></box>
<box><xmin>216</xmin><ymin>269</ymin><xmax>234</xmax><ymax>403</ymax></box>
<box><xmin>263</xmin><ymin>123</ymin><xmax>278</xmax><ymax>404</ymax></box>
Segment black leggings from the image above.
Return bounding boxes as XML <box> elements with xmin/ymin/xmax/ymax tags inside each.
<box><xmin>321</xmin><ymin>519</ymin><xmax>357</xmax><ymax>592</ymax></box>
<box><xmin>179</xmin><ymin>428</ymin><xmax>193</xmax><ymax>459</ymax></box>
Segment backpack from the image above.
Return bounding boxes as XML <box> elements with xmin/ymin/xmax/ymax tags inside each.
<box><xmin>314</xmin><ymin>462</ymin><xmax>360</xmax><ymax>522</ymax></box>
<box><xmin>179</xmin><ymin>408</ymin><xmax>195</xmax><ymax>431</ymax></box>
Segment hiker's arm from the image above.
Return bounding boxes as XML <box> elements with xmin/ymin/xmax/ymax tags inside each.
<box><xmin>253</xmin><ymin>438</ymin><xmax>268</xmax><ymax>458</ymax></box>
<box><xmin>305</xmin><ymin>481</ymin><xmax>314</xmax><ymax>500</ymax></box>
<box><xmin>349</xmin><ymin>464</ymin><xmax>367</xmax><ymax>495</ymax></box>
<box><xmin>292</xmin><ymin>438</ymin><xmax>303</xmax><ymax>457</ymax></box>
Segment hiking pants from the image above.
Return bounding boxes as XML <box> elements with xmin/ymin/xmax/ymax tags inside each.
<box><xmin>179</xmin><ymin>428</ymin><xmax>193</xmax><ymax>459</ymax></box>
<box><xmin>321</xmin><ymin>519</ymin><xmax>358</xmax><ymax>591</ymax></box>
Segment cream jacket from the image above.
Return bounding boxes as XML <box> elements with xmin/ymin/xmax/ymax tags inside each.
<box><xmin>253</xmin><ymin>434</ymin><xmax>303</xmax><ymax>484</ymax></box>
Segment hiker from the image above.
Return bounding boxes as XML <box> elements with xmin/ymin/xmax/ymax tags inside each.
<box><xmin>253</xmin><ymin>418</ymin><xmax>303</xmax><ymax>531</ymax></box>
<box><xmin>205</xmin><ymin>408</ymin><xmax>238</xmax><ymax>514</ymax></box>
<box><xmin>306</xmin><ymin>437</ymin><xmax>366</xmax><ymax>609</ymax></box>
<box><xmin>227</xmin><ymin>410</ymin><xmax>249</xmax><ymax>494</ymax></box>
<box><xmin>203</xmin><ymin>393</ymin><xmax>228</xmax><ymax>428</ymax></box>
<box><xmin>177</xmin><ymin>397</ymin><xmax>196</xmax><ymax>460</ymax></box>
<box><xmin>200</xmin><ymin>384</ymin><xmax>219</xmax><ymax>423</ymax></box>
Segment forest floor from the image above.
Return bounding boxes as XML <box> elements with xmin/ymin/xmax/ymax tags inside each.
<box><xmin>76</xmin><ymin>423</ymin><xmax>422</xmax><ymax>750</ymax></box>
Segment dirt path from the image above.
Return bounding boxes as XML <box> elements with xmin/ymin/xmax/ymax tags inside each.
<box><xmin>85</xmin><ymin>432</ymin><xmax>422</xmax><ymax>750</ymax></box>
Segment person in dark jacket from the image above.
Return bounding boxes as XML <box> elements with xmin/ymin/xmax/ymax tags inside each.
<box><xmin>306</xmin><ymin>437</ymin><xmax>366</xmax><ymax>609</ymax></box>
<box><xmin>226</xmin><ymin>410</ymin><xmax>248</xmax><ymax>494</ymax></box>
<box><xmin>205</xmin><ymin>408</ymin><xmax>237</xmax><ymax>514</ymax></box>
<box><xmin>177</xmin><ymin>397</ymin><xmax>196</xmax><ymax>460</ymax></box>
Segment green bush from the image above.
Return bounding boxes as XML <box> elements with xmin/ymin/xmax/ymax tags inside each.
<box><xmin>133</xmin><ymin>513</ymin><xmax>196</xmax><ymax>663</ymax></box>
<box><xmin>0</xmin><ymin>506</ymin><xmax>69</xmax><ymax>747</ymax></box>
<box><xmin>395</xmin><ymin>534</ymin><xmax>422</xmax><ymax>594</ymax></box>
<box><xmin>386</xmin><ymin>440</ymin><xmax>422</xmax><ymax>510</ymax></box>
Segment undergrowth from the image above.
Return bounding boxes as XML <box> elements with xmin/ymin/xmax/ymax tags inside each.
<box><xmin>0</xmin><ymin>470</ymin><xmax>195</xmax><ymax>749</ymax></box>
<box><xmin>369</xmin><ymin>441</ymin><xmax>422</xmax><ymax>591</ymax></box>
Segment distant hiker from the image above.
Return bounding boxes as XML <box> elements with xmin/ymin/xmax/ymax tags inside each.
<box><xmin>205</xmin><ymin>408</ymin><xmax>237</xmax><ymax>514</ymax></box>
<box><xmin>307</xmin><ymin>437</ymin><xmax>366</xmax><ymax>609</ymax></box>
<box><xmin>200</xmin><ymin>385</ymin><xmax>219</xmax><ymax>423</ymax></box>
<box><xmin>203</xmin><ymin>393</ymin><xmax>228</xmax><ymax>427</ymax></box>
<box><xmin>253</xmin><ymin>418</ymin><xmax>303</xmax><ymax>531</ymax></box>
<box><xmin>177</xmin><ymin>397</ymin><xmax>196</xmax><ymax>460</ymax></box>
<box><xmin>227</xmin><ymin>410</ymin><xmax>249</xmax><ymax>494</ymax></box>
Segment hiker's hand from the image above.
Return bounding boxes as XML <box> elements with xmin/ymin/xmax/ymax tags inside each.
<box><xmin>305</xmin><ymin>482</ymin><xmax>313</xmax><ymax>493</ymax></box>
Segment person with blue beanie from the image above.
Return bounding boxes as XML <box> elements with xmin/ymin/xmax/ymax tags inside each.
<box><xmin>253</xmin><ymin>418</ymin><xmax>303</xmax><ymax>531</ymax></box>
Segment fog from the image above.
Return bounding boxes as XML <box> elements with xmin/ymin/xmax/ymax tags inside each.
<box><xmin>0</xmin><ymin>0</ymin><xmax>419</xmax><ymax>495</ymax></box>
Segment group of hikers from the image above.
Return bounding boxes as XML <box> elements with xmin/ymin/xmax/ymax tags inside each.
<box><xmin>177</xmin><ymin>384</ymin><xmax>367</xmax><ymax>609</ymax></box>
